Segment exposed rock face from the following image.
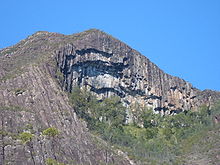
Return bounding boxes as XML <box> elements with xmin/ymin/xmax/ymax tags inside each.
<box><xmin>0</xmin><ymin>29</ymin><xmax>219</xmax><ymax>164</ymax></box>
<box><xmin>0</xmin><ymin>31</ymin><xmax>134</xmax><ymax>165</ymax></box>
<box><xmin>55</xmin><ymin>29</ymin><xmax>220</xmax><ymax>116</ymax></box>
<box><xmin>0</xmin><ymin>64</ymin><xmax>133</xmax><ymax>165</ymax></box>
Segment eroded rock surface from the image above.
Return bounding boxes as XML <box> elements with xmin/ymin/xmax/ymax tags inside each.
<box><xmin>0</xmin><ymin>29</ymin><xmax>219</xmax><ymax>164</ymax></box>
<box><xmin>55</xmin><ymin>29</ymin><xmax>220</xmax><ymax>116</ymax></box>
<box><xmin>0</xmin><ymin>65</ymin><xmax>133</xmax><ymax>165</ymax></box>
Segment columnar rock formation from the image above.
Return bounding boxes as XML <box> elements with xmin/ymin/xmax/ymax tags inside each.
<box><xmin>55</xmin><ymin>29</ymin><xmax>220</xmax><ymax>115</ymax></box>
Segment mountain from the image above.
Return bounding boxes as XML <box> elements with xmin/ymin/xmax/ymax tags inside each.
<box><xmin>0</xmin><ymin>29</ymin><xmax>219</xmax><ymax>165</ymax></box>
<box><xmin>0</xmin><ymin>30</ymin><xmax>134</xmax><ymax>165</ymax></box>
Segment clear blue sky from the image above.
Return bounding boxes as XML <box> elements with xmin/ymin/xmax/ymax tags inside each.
<box><xmin>1</xmin><ymin>0</ymin><xmax>220</xmax><ymax>91</ymax></box>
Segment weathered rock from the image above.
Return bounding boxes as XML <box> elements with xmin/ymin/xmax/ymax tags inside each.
<box><xmin>0</xmin><ymin>30</ymin><xmax>136</xmax><ymax>165</ymax></box>
<box><xmin>0</xmin><ymin>29</ymin><xmax>219</xmax><ymax>164</ymax></box>
<box><xmin>0</xmin><ymin>65</ymin><xmax>133</xmax><ymax>165</ymax></box>
<box><xmin>54</xmin><ymin>29</ymin><xmax>220</xmax><ymax>116</ymax></box>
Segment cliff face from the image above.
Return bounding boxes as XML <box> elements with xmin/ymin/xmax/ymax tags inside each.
<box><xmin>55</xmin><ymin>29</ymin><xmax>220</xmax><ymax>116</ymax></box>
<box><xmin>0</xmin><ymin>29</ymin><xmax>219</xmax><ymax>165</ymax></box>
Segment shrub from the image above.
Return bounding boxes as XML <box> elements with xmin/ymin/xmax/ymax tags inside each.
<box><xmin>55</xmin><ymin>70</ymin><xmax>64</xmax><ymax>84</ymax></box>
<box><xmin>19</xmin><ymin>132</ymin><xmax>34</xmax><ymax>144</ymax></box>
<box><xmin>43</xmin><ymin>127</ymin><xmax>59</xmax><ymax>137</ymax></box>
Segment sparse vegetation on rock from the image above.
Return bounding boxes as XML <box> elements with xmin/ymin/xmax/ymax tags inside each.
<box><xmin>43</xmin><ymin>127</ymin><xmax>59</xmax><ymax>137</ymax></box>
<box><xmin>19</xmin><ymin>132</ymin><xmax>34</xmax><ymax>144</ymax></box>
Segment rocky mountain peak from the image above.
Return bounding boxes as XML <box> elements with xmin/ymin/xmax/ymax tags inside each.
<box><xmin>54</xmin><ymin>29</ymin><xmax>220</xmax><ymax>116</ymax></box>
<box><xmin>1</xmin><ymin>29</ymin><xmax>220</xmax><ymax>116</ymax></box>
<box><xmin>0</xmin><ymin>29</ymin><xmax>220</xmax><ymax>165</ymax></box>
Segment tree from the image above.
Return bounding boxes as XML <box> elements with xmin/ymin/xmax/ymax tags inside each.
<box><xmin>70</xmin><ymin>86</ymin><xmax>98</xmax><ymax>121</ymax></box>
<box><xmin>142</xmin><ymin>108</ymin><xmax>157</xmax><ymax>128</ymax></box>
<box><xmin>100</xmin><ymin>96</ymin><xmax>126</xmax><ymax>128</ymax></box>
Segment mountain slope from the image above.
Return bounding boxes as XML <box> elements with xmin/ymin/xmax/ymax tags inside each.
<box><xmin>1</xmin><ymin>29</ymin><xmax>219</xmax><ymax>116</ymax></box>
<box><xmin>179</xmin><ymin>125</ymin><xmax>220</xmax><ymax>165</ymax></box>
<box><xmin>0</xmin><ymin>29</ymin><xmax>219</xmax><ymax>165</ymax></box>
<box><xmin>0</xmin><ymin>31</ymin><xmax>134</xmax><ymax>165</ymax></box>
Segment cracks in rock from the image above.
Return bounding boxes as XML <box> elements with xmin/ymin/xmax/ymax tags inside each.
<box><xmin>90</xmin><ymin>87</ymin><xmax>126</xmax><ymax>98</ymax></box>
<box><xmin>123</xmin><ymin>57</ymin><xmax>129</xmax><ymax>62</ymax></box>
<box><xmin>56</xmin><ymin>47</ymin><xmax>131</xmax><ymax>97</ymax></box>
<box><xmin>76</xmin><ymin>48</ymin><xmax>113</xmax><ymax>58</ymax></box>
<box><xmin>28</xmin><ymin>142</ymin><xmax>36</xmax><ymax>165</ymax></box>
<box><xmin>51</xmin><ymin>138</ymin><xmax>58</xmax><ymax>161</ymax></box>
<box><xmin>170</xmin><ymin>86</ymin><xmax>177</xmax><ymax>91</ymax></box>
<box><xmin>145</xmin><ymin>94</ymin><xmax>162</xmax><ymax>100</ymax></box>
<box><xmin>39</xmin><ymin>138</ymin><xmax>46</xmax><ymax>164</ymax></box>
<box><xmin>190</xmin><ymin>96</ymin><xmax>197</xmax><ymax>99</ymax></box>
<box><xmin>66</xmin><ymin>54</ymin><xmax>76</xmax><ymax>60</ymax></box>
<box><xmin>68</xmin><ymin>71</ymin><xmax>74</xmax><ymax>93</ymax></box>
<box><xmin>154</xmin><ymin>107</ymin><xmax>169</xmax><ymax>112</ymax></box>
<box><xmin>170</xmin><ymin>108</ymin><xmax>183</xmax><ymax>114</ymax></box>
<box><xmin>71</xmin><ymin>60</ymin><xmax>128</xmax><ymax>78</ymax></box>
<box><xmin>168</xmin><ymin>103</ymin><xmax>175</xmax><ymax>107</ymax></box>
<box><xmin>119</xmin><ymin>85</ymin><xmax>145</xmax><ymax>97</ymax></box>
<box><xmin>54</xmin><ymin>46</ymin><xmax>212</xmax><ymax>116</ymax></box>
<box><xmin>58</xmin><ymin>59</ymin><xmax>129</xmax><ymax>93</ymax></box>
<box><xmin>64</xmin><ymin>60</ymin><xmax>128</xmax><ymax>93</ymax></box>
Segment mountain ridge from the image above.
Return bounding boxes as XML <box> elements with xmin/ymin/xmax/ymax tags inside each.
<box><xmin>1</xmin><ymin>29</ymin><xmax>220</xmax><ymax>115</ymax></box>
<box><xmin>1</xmin><ymin>28</ymin><xmax>216</xmax><ymax>91</ymax></box>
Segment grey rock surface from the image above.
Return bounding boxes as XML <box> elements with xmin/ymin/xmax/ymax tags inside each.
<box><xmin>0</xmin><ymin>29</ymin><xmax>219</xmax><ymax>164</ymax></box>
<box><xmin>0</xmin><ymin>30</ymin><xmax>134</xmax><ymax>165</ymax></box>
<box><xmin>55</xmin><ymin>29</ymin><xmax>220</xmax><ymax>116</ymax></box>
<box><xmin>0</xmin><ymin>65</ymin><xmax>133</xmax><ymax>165</ymax></box>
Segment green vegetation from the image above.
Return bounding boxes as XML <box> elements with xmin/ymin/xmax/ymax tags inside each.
<box><xmin>55</xmin><ymin>69</ymin><xmax>64</xmax><ymax>84</ymax></box>
<box><xmin>19</xmin><ymin>132</ymin><xmax>34</xmax><ymax>144</ymax></box>
<box><xmin>70</xmin><ymin>87</ymin><xmax>126</xmax><ymax>143</ymax></box>
<box><xmin>46</xmin><ymin>158</ymin><xmax>65</xmax><ymax>165</ymax></box>
<box><xmin>43</xmin><ymin>127</ymin><xmax>59</xmax><ymax>137</ymax></box>
<box><xmin>70</xmin><ymin>87</ymin><xmax>220</xmax><ymax>164</ymax></box>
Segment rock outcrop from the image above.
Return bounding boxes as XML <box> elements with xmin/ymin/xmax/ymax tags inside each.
<box><xmin>55</xmin><ymin>29</ymin><xmax>220</xmax><ymax>116</ymax></box>
<box><xmin>0</xmin><ymin>31</ymin><xmax>135</xmax><ymax>165</ymax></box>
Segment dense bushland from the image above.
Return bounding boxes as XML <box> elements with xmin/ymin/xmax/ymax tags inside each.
<box><xmin>70</xmin><ymin>87</ymin><xmax>220</xmax><ymax>164</ymax></box>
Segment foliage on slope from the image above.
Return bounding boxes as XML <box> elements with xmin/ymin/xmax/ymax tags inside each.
<box><xmin>70</xmin><ymin>87</ymin><xmax>220</xmax><ymax>165</ymax></box>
